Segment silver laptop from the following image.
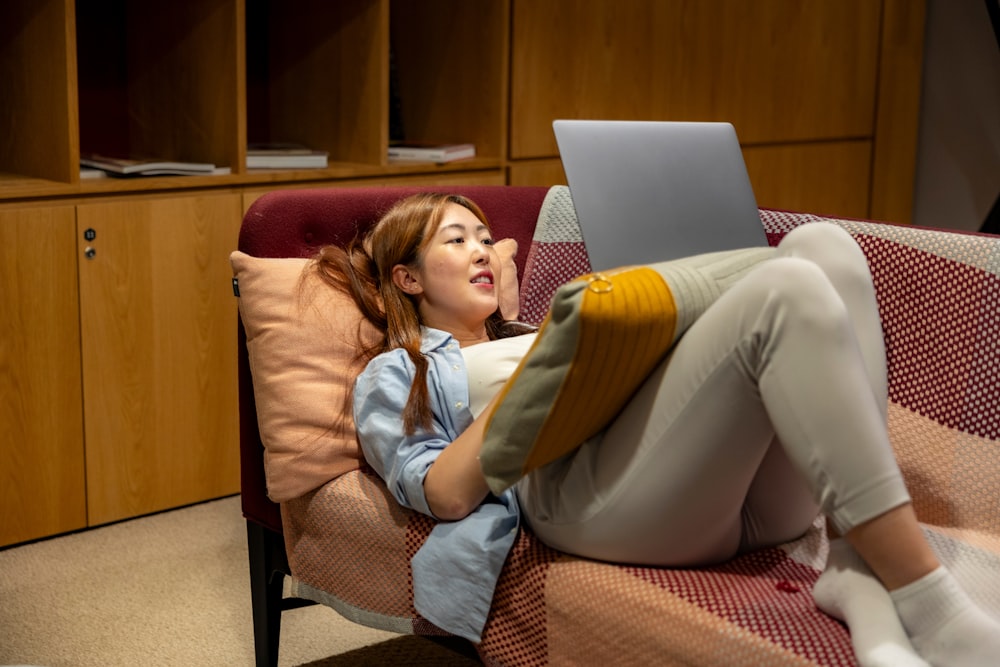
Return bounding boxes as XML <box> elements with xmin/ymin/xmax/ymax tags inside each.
<box><xmin>553</xmin><ymin>120</ymin><xmax>767</xmax><ymax>272</ymax></box>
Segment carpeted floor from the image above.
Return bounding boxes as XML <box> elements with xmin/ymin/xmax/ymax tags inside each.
<box><xmin>0</xmin><ymin>495</ymin><xmax>480</xmax><ymax>666</ymax></box>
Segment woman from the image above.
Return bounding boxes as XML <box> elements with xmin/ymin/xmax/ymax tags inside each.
<box><xmin>316</xmin><ymin>192</ymin><xmax>999</xmax><ymax>667</ymax></box>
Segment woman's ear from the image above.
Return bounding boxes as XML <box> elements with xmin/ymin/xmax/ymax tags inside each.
<box><xmin>392</xmin><ymin>264</ymin><xmax>423</xmax><ymax>295</ymax></box>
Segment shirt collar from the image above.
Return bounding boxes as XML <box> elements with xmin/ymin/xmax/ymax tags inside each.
<box><xmin>420</xmin><ymin>326</ymin><xmax>455</xmax><ymax>353</ymax></box>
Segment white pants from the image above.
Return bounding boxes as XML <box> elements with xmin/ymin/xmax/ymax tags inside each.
<box><xmin>516</xmin><ymin>223</ymin><xmax>910</xmax><ymax>566</ymax></box>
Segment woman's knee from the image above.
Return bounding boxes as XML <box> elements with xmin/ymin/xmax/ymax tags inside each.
<box><xmin>748</xmin><ymin>258</ymin><xmax>851</xmax><ymax>332</ymax></box>
<box><xmin>778</xmin><ymin>223</ymin><xmax>871</xmax><ymax>282</ymax></box>
<box><xmin>780</xmin><ymin>221</ymin><xmax>856</xmax><ymax>251</ymax></box>
<box><xmin>752</xmin><ymin>256</ymin><xmax>836</xmax><ymax>296</ymax></box>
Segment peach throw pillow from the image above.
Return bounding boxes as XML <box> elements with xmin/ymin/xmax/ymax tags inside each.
<box><xmin>231</xmin><ymin>239</ymin><xmax>520</xmax><ymax>502</ymax></box>
<box><xmin>231</xmin><ymin>252</ymin><xmax>377</xmax><ymax>501</ymax></box>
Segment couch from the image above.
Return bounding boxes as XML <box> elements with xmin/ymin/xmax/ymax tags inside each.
<box><xmin>234</xmin><ymin>185</ymin><xmax>1000</xmax><ymax>667</ymax></box>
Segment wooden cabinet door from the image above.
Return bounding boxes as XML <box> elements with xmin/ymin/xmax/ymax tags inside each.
<box><xmin>76</xmin><ymin>193</ymin><xmax>242</xmax><ymax>525</ymax></box>
<box><xmin>0</xmin><ymin>204</ymin><xmax>87</xmax><ymax>546</ymax></box>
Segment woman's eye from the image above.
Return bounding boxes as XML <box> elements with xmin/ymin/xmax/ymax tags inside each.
<box><xmin>482</xmin><ymin>238</ymin><xmax>495</xmax><ymax>246</ymax></box>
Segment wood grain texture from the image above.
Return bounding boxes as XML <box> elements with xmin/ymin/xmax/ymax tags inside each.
<box><xmin>742</xmin><ymin>141</ymin><xmax>873</xmax><ymax>218</ymax></box>
<box><xmin>124</xmin><ymin>0</ymin><xmax>242</xmax><ymax>170</ymax></box>
<box><xmin>511</xmin><ymin>0</ymin><xmax>881</xmax><ymax>158</ymax></box>
<box><xmin>248</xmin><ymin>0</ymin><xmax>389</xmax><ymax>165</ymax></box>
<box><xmin>0</xmin><ymin>0</ymin><xmax>77</xmax><ymax>183</ymax></box>
<box><xmin>870</xmin><ymin>0</ymin><xmax>927</xmax><ymax>223</ymax></box>
<box><xmin>508</xmin><ymin>141</ymin><xmax>873</xmax><ymax>220</ymax></box>
<box><xmin>0</xmin><ymin>205</ymin><xmax>86</xmax><ymax>546</ymax></box>
<box><xmin>75</xmin><ymin>1</ymin><xmax>241</xmax><ymax>170</ymax></box>
<box><xmin>391</xmin><ymin>0</ymin><xmax>509</xmax><ymax>160</ymax></box>
<box><xmin>508</xmin><ymin>160</ymin><xmax>567</xmax><ymax>187</ymax></box>
<box><xmin>77</xmin><ymin>193</ymin><xmax>241</xmax><ymax>525</ymax></box>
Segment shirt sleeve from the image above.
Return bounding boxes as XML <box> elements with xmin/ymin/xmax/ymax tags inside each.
<box><xmin>353</xmin><ymin>350</ymin><xmax>450</xmax><ymax>518</ymax></box>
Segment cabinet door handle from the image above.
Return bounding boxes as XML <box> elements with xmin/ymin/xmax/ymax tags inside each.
<box><xmin>84</xmin><ymin>246</ymin><xmax>96</xmax><ymax>259</ymax></box>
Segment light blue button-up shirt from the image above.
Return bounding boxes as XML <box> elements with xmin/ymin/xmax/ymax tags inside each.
<box><xmin>353</xmin><ymin>327</ymin><xmax>520</xmax><ymax>642</ymax></box>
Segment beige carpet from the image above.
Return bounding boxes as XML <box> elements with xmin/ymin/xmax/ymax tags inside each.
<box><xmin>0</xmin><ymin>495</ymin><xmax>480</xmax><ymax>666</ymax></box>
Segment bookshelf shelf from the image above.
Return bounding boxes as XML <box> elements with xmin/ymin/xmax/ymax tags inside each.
<box><xmin>76</xmin><ymin>0</ymin><xmax>242</xmax><ymax>178</ymax></box>
<box><xmin>0</xmin><ymin>0</ymin><xmax>77</xmax><ymax>185</ymax></box>
<box><xmin>0</xmin><ymin>0</ymin><xmax>504</xmax><ymax>199</ymax></box>
<box><xmin>389</xmin><ymin>0</ymin><xmax>507</xmax><ymax>162</ymax></box>
<box><xmin>245</xmin><ymin>0</ymin><xmax>388</xmax><ymax>169</ymax></box>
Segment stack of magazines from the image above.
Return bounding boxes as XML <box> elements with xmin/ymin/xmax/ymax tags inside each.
<box><xmin>246</xmin><ymin>143</ymin><xmax>329</xmax><ymax>169</ymax></box>
<box><xmin>387</xmin><ymin>142</ymin><xmax>475</xmax><ymax>163</ymax></box>
<box><xmin>80</xmin><ymin>154</ymin><xmax>231</xmax><ymax>176</ymax></box>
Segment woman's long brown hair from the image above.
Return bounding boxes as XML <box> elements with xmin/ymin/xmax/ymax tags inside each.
<box><xmin>312</xmin><ymin>193</ymin><xmax>529</xmax><ymax>434</ymax></box>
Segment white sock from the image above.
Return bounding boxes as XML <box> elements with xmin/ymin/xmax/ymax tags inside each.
<box><xmin>813</xmin><ymin>538</ymin><xmax>929</xmax><ymax>667</ymax></box>
<box><xmin>890</xmin><ymin>566</ymin><xmax>1000</xmax><ymax>667</ymax></box>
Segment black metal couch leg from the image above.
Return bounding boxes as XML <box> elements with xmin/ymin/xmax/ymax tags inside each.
<box><xmin>247</xmin><ymin>520</ymin><xmax>285</xmax><ymax>667</ymax></box>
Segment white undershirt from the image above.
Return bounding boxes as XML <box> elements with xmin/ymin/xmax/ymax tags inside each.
<box><xmin>460</xmin><ymin>333</ymin><xmax>538</xmax><ymax>418</ymax></box>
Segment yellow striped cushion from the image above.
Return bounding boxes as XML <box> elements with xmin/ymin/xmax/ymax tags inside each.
<box><xmin>480</xmin><ymin>246</ymin><xmax>775</xmax><ymax>494</ymax></box>
<box><xmin>481</xmin><ymin>266</ymin><xmax>678</xmax><ymax>493</ymax></box>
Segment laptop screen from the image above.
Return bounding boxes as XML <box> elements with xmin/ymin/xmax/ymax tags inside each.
<box><xmin>553</xmin><ymin>120</ymin><xmax>766</xmax><ymax>272</ymax></box>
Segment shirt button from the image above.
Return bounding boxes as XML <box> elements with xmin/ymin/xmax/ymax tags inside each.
<box><xmin>452</xmin><ymin>364</ymin><xmax>461</xmax><ymax>371</ymax></box>
<box><xmin>455</xmin><ymin>401</ymin><xmax>464</xmax><ymax>409</ymax></box>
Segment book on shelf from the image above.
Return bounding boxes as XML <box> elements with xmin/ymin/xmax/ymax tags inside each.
<box><xmin>246</xmin><ymin>143</ymin><xmax>329</xmax><ymax>169</ymax></box>
<box><xmin>387</xmin><ymin>142</ymin><xmax>476</xmax><ymax>163</ymax></box>
<box><xmin>80</xmin><ymin>153</ymin><xmax>223</xmax><ymax>176</ymax></box>
<box><xmin>80</xmin><ymin>167</ymin><xmax>108</xmax><ymax>180</ymax></box>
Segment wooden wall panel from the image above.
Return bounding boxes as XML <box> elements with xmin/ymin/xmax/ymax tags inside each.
<box><xmin>742</xmin><ymin>141</ymin><xmax>873</xmax><ymax>218</ymax></box>
<box><xmin>508</xmin><ymin>159</ymin><xmax>566</xmax><ymax>187</ymax></box>
<box><xmin>870</xmin><ymin>0</ymin><xmax>927</xmax><ymax>223</ymax></box>
<box><xmin>507</xmin><ymin>143</ymin><xmax>872</xmax><ymax>219</ymax></box>
<box><xmin>511</xmin><ymin>0</ymin><xmax>881</xmax><ymax>159</ymax></box>
<box><xmin>508</xmin><ymin>0</ymin><xmax>925</xmax><ymax>222</ymax></box>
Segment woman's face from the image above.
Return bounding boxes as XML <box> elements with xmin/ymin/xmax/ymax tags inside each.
<box><xmin>393</xmin><ymin>203</ymin><xmax>499</xmax><ymax>340</ymax></box>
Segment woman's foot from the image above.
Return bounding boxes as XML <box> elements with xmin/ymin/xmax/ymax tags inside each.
<box><xmin>890</xmin><ymin>566</ymin><xmax>1000</xmax><ymax>667</ymax></box>
<box><xmin>813</xmin><ymin>538</ymin><xmax>929</xmax><ymax>667</ymax></box>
